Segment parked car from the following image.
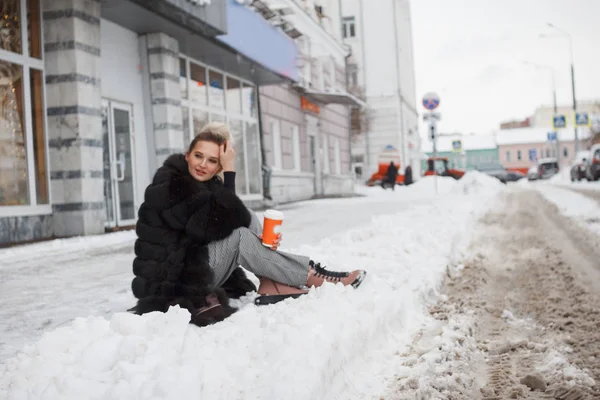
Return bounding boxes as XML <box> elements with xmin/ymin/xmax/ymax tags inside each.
<box><xmin>570</xmin><ymin>150</ymin><xmax>590</xmax><ymax>181</ymax></box>
<box><xmin>527</xmin><ymin>165</ymin><xmax>539</xmax><ymax>181</ymax></box>
<box><xmin>506</xmin><ymin>171</ymin><xmax>525</xmax><ymax>182</ymax></box>
<box><xmin>537</xmin><ymin>158</ymin><xmax>559</xmax><ymax>180</ymax></box>
<box><xmin>585</xmin><ymin>144</ymin><xmax>600</xmax><ymax>181</ymax></box>
<box><xmin>476</xmin><ymin>163</ymin><xmax>508</xmax><ymax>184</ymax></box>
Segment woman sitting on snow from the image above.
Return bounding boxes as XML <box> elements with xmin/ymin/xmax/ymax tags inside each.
<box><xmin>130</xmin><ymin>122</ymin><xmax>366</xmax><ymax>327</ymax></box>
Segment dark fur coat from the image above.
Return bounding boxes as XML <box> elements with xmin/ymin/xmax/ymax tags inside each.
<box><xmin>131</xmin><ymin>154</ymin><xmax>256</xmax><ymax>326</ymax></box>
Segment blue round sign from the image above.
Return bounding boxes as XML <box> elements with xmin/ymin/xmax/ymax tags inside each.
<box><xmin>422</xmin><ymin>92</ymin><xmax>440</xmax><ymax>110</ymax></box>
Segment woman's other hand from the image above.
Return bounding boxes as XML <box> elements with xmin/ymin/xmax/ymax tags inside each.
<box><xmin>258</xmin><ymin>233</ymin><xmax>282</xmax><ymax>251</ymax></box>
<box><xmin>220</xmin><ymin>140</ymin><xmax>236</xmax><ymax>172</ymax></box>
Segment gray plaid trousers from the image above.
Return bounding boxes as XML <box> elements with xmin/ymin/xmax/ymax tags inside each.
<box><xmin>207</xmin><ymin>212</ymin><xmax>310</xmax><ymax>290</ymax></box>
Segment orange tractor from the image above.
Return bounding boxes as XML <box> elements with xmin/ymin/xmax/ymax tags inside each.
<box><xmin>423</xmin><ymin>157</ymin><xmax>465</xmax><ymax>180</ymax></box>
<box><xmin>366</xmin><ymin>148</ymin><xmax>405</xmax><ymax>187</ymax></box>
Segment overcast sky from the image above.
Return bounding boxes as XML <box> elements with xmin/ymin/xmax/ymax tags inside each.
<box><xmin>410</xmin><ymin>0</ymin><xmax>600</xmax><ymax>136</ymax></box>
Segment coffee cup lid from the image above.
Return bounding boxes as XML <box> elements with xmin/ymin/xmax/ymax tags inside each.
<box><xmin>264</xmin><ymin>209</ymin><xmax>284</xmax><ymax>220</ymax></box>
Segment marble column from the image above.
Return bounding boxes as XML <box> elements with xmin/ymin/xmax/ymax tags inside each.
<box><xmin>143</xmin><ymin>32</ymin><xmax>185</xmax><ymax>166</ymax></box>
<box><xmin>43</xmin><ymin>0</ymin><xmax>104</xmax><ymax>237</ymax></box>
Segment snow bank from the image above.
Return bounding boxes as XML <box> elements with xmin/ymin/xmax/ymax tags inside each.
<box><xmin>451</xmin><ymin>171</ymin><xmax>504</xmax><ymax>195</ymax></box>
<box><xmin>409</xmin><ymin>175</ymin><xmax>458</xmax><ymax>194</ymax></box>
<box><xmin>0</xmin><ymin>174</ymin><xmax>504</xmax><ymax>400</ymax></box>
<box><xmin>534</xmin><ymin>185</ymin><xmax>600</xmax><ymax>236</ymax></box>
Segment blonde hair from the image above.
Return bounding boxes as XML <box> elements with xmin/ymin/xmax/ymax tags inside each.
<box><xmin>188</xmin><ymin>122</ymin><xmax>233</xmax><ymax>179</ymax></box>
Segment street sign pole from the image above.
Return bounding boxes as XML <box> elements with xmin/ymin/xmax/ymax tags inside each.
<box><xmin>432</xmin><ymin>120</ymin><xmax>438</xmax><ymax>195</ymax></box>
<box><xmin>422</xmin><ymin>92</ymin><xmax>441</xmax><ymax>195</ymax></box>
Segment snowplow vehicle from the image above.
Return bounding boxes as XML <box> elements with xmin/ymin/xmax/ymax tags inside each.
<box><xmin>423</xmin><ymin>157</ymin><xmax>465</xmax><ymax>180</ymax></box>
<box><xmin>366</xmin><ymin>147</ymin><xmax>405</xmax><ymax>187</ymax></box>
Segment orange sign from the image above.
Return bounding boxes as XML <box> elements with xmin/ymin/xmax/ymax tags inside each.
<box><xmin>301</xmin><ymin>96</ymin><xmax>320</xmax><ymax>115</ymax></box>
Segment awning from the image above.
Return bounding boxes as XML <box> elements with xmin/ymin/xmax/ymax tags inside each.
<box><xmin>301</xmin><ymin>89</ymin><xmax>368</xmax><ymax>108</ymax></box>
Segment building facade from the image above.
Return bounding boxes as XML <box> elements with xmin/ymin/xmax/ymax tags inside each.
<box><xmin>496</xmin><ymin>127</ymin><xmax>592</xmax><ymax>172</ymax></box>
<box><xmin>340</xmin><ymin>0</ymin><xmax>420</xmax><ymax>180</ymax></box>
<box><xmin>256</xmin><ymin>0</ymin><xmax>362</xmax><ymax>203</ymax></box>
<box><xmin>421</xmin><ymin>134</ymin><xmax>498</xmax><ymax>171</ymax></box>
<box><xmin>0</xmin><ymin>0</ymin><xmax>360</xmax><ymax>246</ymax></box>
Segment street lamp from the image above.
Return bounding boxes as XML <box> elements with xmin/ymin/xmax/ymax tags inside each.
<box><xmin>522</xmin><ymin>61</ymin><xmax>557</xmax><ymax>114</ymax></box>
<box><xmin>523</xmin><ymin>61</ymin><xmax>560</xmax><ymax>162</ymax></box>
<box><xmin>540</xmin><ymin>22</ymin><xmax>579</xmax><ymax>153</ymax></box>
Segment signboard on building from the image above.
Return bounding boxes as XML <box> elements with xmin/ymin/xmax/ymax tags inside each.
<box><xmin>575</xmin><ymin>112</ymin><xmax>590</xmax><ymax>126</ymax></box>
<box><xmin>301</xmin><ymin>96</ymin><xmax>320</xmax><ymax>115</ymax></box>
<box><xmin>547</xmin><ymin>131</ymin><xmax>558</xmax><ymax>142</ymax></box>
<box><xmin>552</xmin><ymin>115</ymin><xmax>566</xmax><ymax>129</ymax></box>
<box><xmin>451</xmin><ymin>140</ymin><xmax>462</xmax><ymax>153</ymax></box>
<box><xmin>529</xmin><ymin>148</ymin><xmax>537</xmax><ymax>161</ymax></box>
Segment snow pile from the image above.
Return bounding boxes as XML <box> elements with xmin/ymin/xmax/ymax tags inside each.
<box><xmin>390</xmin><ymin>313</ymin><xmax>484</xmax><ymax>399</ymax></box>
<box><xmin>538</xmin><ymin>349</ymin><xmax>596</xmax><ymax>388</ymax></box>
<box><xmin>451</xmin><ymin>171</ymin><xmax>504</xmax><ymax>195</ymax></box>
<box><xmin>0</xmin><ymin>174</ymin><xmax>504</xmax><ymax>400</ymax></box>
<box><xmin>534</xmin><ymin>185</ymin><xmax>600</xmax><ymax>236</ymax></box>
<box><xmin>409</xmin><ymin>175</ymin><xmax>458</xmax><ymax>194</ymax></box>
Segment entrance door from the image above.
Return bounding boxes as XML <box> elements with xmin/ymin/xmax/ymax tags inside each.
<box><xmin>306</xmin><ymin>115</ymin><xmax>322</xmax><ymax>195</ymax></box>
<box><xmin>102</xmin><ymin>100</ymin><xmax>137</xmax><ymax>228</ymax></box>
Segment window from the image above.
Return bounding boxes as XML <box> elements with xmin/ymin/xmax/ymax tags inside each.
<box><xmin>179</xmin><ymin>58</ymin><xmax>188</xmax><ymax>100</ymax></box>
<box><xmin>0</xmin><ymin>0</ymin><xmax>48</xmax><ymax>208</ymax></box>
<box><xmin>348</xmin><ymin>65</ymin><xmax>358</xmax><ymax>87</ymax></box>
<box><xmin>226</xmin><ymin>77</ymin><xmax>242</xmax><ymax>114</ymax></box>
<box><xmin>291</xmin><ymin>124</ymin><xmax>300</xmax><ymax>171</ymax></box>
<box><xmin>334</xmin><ymin>138</ymin><xmax>341</xmax><ymax>174</ymax></box>
<box><xmin>506</xmin><ymin>151</ymin><xmax>511</xmax><ymax>162</ymax></box>
<box><xmin>208</xmin><ymin>70</ymin><xmax>224</xmax><ymax>109</ymax></box>
<box><xmin>317</xmin><ymin>59</ymin><xmax>325</xmax><ymax>91</ymax></box>
<box><xmin>270</xmin><ymin>119</ymin><xmax>282</xmax><ymax>169</ymax></box>
<box><xmin>342</xmin><ymin>16</ymin><xmax>356</xmax><ymax>38</ymax></box>
<box><xmin>517</xmin><ymin>150</ymin><xmax>522</xmax><ymax>161</ymax></box>
<box><xmin>563</xmin><ymin>147</ymin><xmax>568</xmax><ymax>157</ymax></box>
<box><xmin>189</xmin><ymin>62</ymin><xmax>207</xmax><ymax>106</ymax></box>
<box><xmin>180</xmin><ymin>56</ymin><xmax>260</xmax><ymax>196</ymax></box>
<box><xmin>327</xmin><ymin>58</ymin><xmax>336</xmax><ymax>91</ymax></box>
<box><xmin>322</xmin><ymin>134</ymin><xmax>330</xmax><ymax>173</ymax></box>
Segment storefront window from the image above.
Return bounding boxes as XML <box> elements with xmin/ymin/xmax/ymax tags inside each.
<box><xmin>1</xmin><ymin>0</ymin><xmax>22</xmax><ymax>54</ymax></box>
<box><xmin>190</xmin><ymin>62</ymin><xmax>207</xmax><ymax>106</ymax></box>
<box><xmin>30</xmin><ymin>68</ymin><xmax>47</xmax><ymax>204</ymax></box>
<box><xmin>192</xmin><ymin>109</ymin><xmax>208</xmax><ymax>137</ymax></box>
<box><xmin>208</xmin><ymin>70</ymin><xmax>224</xmax><ymax>109</ymax></box>
<box><xmin>26</xmin><ymin>0</ymin><xmax>41</xmax><ymax>58</ymax></box>
<box><xmin>0</xmin><ymin>62</ymin><xmax>29</xmax><ymax>205</ymax></box>
<box><xmin>210</xmin><ymin>113</ymin><xmax>225</xmax><ymax>123</ymax></box>
<box><xmin>245</xmin><ymin>121</ymin><xmax>261</xmax><ymax>194</ymax></box>
<box><xmin>242</xmin><ymin>83</ymin><xmax>256</xmax><ymax>117</ymax></box>
<box><xmin>226</xmin><ymin>77</ymin><xmax>242</xmax><ymax>114</ymax></box>
<box><xmin>0</xmin><ymin>0</ymin><xmax>48</xmax><ymax>209</ymax></box>
<box><xmin>229</xmin><ymin>119</ymin><xmax>246</xmax><ymax>195</ymax></box>
<box><xmin>180</xmin><ymin>56</ymin><xmax>260</xmax><ymax>197</ymax></box>
<box><xmin>179</xmin><ymin>58</ymin><xmax>188</xmax><ymax>100</ymax></box>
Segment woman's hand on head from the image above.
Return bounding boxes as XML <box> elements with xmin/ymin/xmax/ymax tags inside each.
<box><xmin>220</xmin><ymin>140</ymin><xmax>236</xmax><ymax>172</ymax></box>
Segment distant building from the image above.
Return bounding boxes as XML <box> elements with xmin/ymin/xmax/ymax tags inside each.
<box><xmin>500</xmin><ymin>117</ymin><xmax>531</xmax><ymax>130</ymax></box>
<box><xmin>495</xmin><ymin>127</ymin><xmax>593</xmax><ymax>172</ymax></box>
<box><xmin>421</xmin><ymin>134</ymin><xmax>498</xmax><ymax>171</ymax></box>
<box><xmin>531</xmin><ymin>101</ymin><xmax>600</xmax><ymax>128</ymax></box>
<box><xmin>341</xmin><ymin>0</ymin><xmax>420</xmax><ymax>178</ymax></box>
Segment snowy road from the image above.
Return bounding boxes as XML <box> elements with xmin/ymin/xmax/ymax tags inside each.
<box><xmin>388</xmin><ymin>187</ymin><xmax>600</xmax><ymax>398</ymax></box>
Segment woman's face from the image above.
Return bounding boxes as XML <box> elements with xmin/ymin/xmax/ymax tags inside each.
<box><xmin>185</xmin><ymin>140</ymin><xmax>221</xmax><ymax>182</ymax></box>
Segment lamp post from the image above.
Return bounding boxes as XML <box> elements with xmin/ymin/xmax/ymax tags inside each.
<box><xmin>523</xmin><ymin>61</ymin><xmax>559</xmax><ymax>162</ymax></box>
<box><xmin>541</xmin><ymin>22</ymin><xmax>578</xmax><ymax>154</ymax></box>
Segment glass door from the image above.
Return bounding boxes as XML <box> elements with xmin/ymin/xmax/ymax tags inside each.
<box><xmin>102</xmin><ymin>100</ymin><xmax>137</xmax><ymax>228</ymax></box>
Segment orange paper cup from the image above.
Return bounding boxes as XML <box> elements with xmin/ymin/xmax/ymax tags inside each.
<box><xmin>262</xmin><ymin>210</ymin><xmax>284</xmax><ymax>248</ymax></box>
